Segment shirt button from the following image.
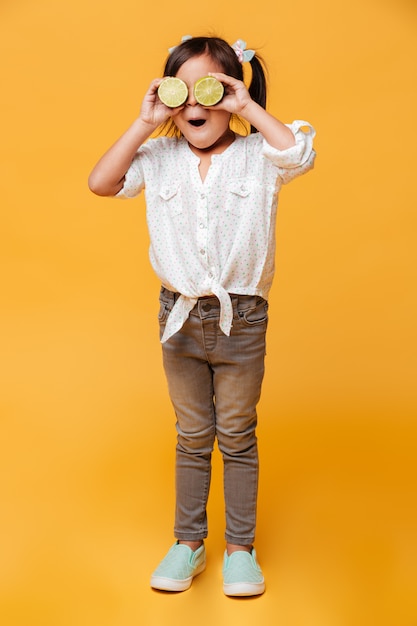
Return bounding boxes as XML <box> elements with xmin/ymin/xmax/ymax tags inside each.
<box><xmin>200</xmin><ymin>249</ymin><xmax>206</xmax><ymax>255</ymax></box>
<box><xmin>208</xmin><ymin>272</ymin><xmax>213</xmax><ymax>278</ymax></box>
<box><xmin>199</xmin><ymin>223</ymin><xmax>205</xmax><ymax>229</ymax></box>
<box><xmin>200</xmin><ymin>193</ymin><xmax>206</xmax><ymax>199</ymax></box>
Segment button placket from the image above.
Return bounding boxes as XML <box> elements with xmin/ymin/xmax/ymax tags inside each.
<box><xmin>196</xmin><ymin>189</ymin><xmax>209</xmax><ymax>263</ymax></box>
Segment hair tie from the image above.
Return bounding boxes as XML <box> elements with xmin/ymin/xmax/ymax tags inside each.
<box><xmin>231</xmin><ymin>39</ymin><xmax>255</xmax><ymax>63</ymax></box>
<box><xmin>168</xmin><ymin>35</ymin><xmax>192</xmax><ymax>54</ymax></box>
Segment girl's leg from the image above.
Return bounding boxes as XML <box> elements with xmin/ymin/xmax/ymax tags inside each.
<box><xmin>160</xmin><ymin>301</ymin><xmax>216</xmax><ymax>542</ymax></box>
<box><xmin>211</xmin><ymin>296</ymin><xmax>268</xmax><ymax>546</ymax></box>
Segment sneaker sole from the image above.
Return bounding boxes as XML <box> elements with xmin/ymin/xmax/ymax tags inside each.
<box><xmin>150</xmin><ymin>561</ymin><xmax>206</xmax><ymax>592</ymax></box>
<box><xmin>223</xmin><ymin>581</ymin><xmax>265</xmax><ymax>597</ymax></box>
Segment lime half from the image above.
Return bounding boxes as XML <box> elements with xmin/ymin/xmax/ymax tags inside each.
<box><xmin>158</xmin><ymin>77</ymin><xmax>188</xmax><ymax>108</ymax></box>
<box><xmin>194</xmin><ymin>76</ymin><xmax>224</xmax><ymax>106</ymax></box>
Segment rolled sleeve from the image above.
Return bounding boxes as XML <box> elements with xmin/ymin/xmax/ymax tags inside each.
<box><xmin>262</xmin><ymin>120</ymin><xmax>316</xmax><ymax>184</ymax></box>
<box><xmin>114</xmin><ymin>153</ymin><xmax>145</xmax><ymax>199</ymax></box>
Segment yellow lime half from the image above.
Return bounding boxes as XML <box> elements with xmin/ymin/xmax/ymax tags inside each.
<box><xmin>194</xmin><ymin>76</ymin><xmax>224</xmax><ymax>106</ymax></box>
<box><xmin>158</xmin><ymin>77</ymin><xmax>188</xmax><ymax>108</ymax></box>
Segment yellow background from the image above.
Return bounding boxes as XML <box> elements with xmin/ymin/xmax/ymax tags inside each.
<box><xmin>1</xmin><ymin>1</ymin><xmax>416</xmax><ymax>625</ymax></box>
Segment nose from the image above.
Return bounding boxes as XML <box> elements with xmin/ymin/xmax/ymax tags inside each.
<box><xmin>186</xmin><ymin>86</ymin><xmax>197</xmax><ymax>106</ymax></box>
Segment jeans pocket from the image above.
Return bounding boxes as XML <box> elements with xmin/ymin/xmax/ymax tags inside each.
<box><xmin>237</xmin><ymin>298</ymin><xmax>269</xmax><ymax>327</ymax></box>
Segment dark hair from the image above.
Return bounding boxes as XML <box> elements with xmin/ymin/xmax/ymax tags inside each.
<box><xmin>160</xmin><ymin>36</ymin><xmax>267</xmax><ymax>135</ymax></box>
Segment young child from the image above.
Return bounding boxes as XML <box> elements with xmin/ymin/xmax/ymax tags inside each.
<box><xmin>89</xmin><ymin>35</ymin><xmax>315</xmax><ymax>597</ymax></box>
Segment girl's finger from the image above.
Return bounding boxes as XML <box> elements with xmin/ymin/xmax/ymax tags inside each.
<box><xmin>208</xmin><ymin>72</ymin><xmax>242</xmax><ymax>88</ymax></box>
<box><xmin>147</xmin><ymin>78</ymin><xmax>164</xmax><ymax>94</ymax></box>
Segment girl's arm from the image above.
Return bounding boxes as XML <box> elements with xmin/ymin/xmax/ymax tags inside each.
<box><xmin>88</xmin><ymin>79</ymin><xmax>176</xmax><ymax>197</ymax></box>
<box><xmin>88</xmin><ymin>118</ymin><xmax>156</xmax><ymax>197</ymax></box>
<box><xmin>209</xmin><ymin>72</ymin><xmax>296</xmax><ymax>151</ymax></box>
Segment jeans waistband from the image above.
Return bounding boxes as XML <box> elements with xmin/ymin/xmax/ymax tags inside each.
<box><xmin>160</xmin><ymin>286</ymin><xmax>263</xmax><ymax>310</ymax></box>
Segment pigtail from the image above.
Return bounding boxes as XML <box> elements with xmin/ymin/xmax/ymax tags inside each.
<box><xmin>248</xmin><ymin>54</ymin><xmax>267</xmax><ymax>133</ymax></box>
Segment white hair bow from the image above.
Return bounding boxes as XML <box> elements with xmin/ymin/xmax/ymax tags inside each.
<box><xmin>168</xmin><ymin>35</ymin><xmax>193</xmax><ymax>54</ymax></box>
<box><xmin>232</xmin><ymin>39</ymin><xmax>255</xmax><ymax>63</ymax></box>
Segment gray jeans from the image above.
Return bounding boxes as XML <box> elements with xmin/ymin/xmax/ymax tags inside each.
<box><xmin>158</xmin><ymin>287</ymin><xmax>268</xmax><ymax>545</ymax></box>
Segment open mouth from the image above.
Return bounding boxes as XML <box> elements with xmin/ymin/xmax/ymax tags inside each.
<box><xmin>189</xmin><ymin>119</ymin><xmax>206</xmax><ymax>127</ymax></box>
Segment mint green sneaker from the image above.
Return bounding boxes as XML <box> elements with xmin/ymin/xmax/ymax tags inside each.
<box><xmin>150</xmin><ymin>542</ymin><xmax>206</xmax><ymax>592</ymax></box>
<box><xmin>222</xmin><ymin>548</ymin><xmax>265</xmax><ymax>596</ymax></box>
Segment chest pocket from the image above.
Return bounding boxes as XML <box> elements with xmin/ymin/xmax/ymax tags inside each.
<box><xmin>226</xmin><ymin>178</ymin><xmax>255</xmax><ymax>216</ymax></box>
<box><xmin>158</xmin><ymin>184</ymin><xmax>182</xmax><ymax>217</ymax></box>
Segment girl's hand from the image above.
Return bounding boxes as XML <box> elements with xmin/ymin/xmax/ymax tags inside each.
<box><xmin>207</xmin><ymin>72</ymin><xmax>252</xmax><ymax>116</ymax></box>
<box><xmin>209</xmin><ymin>72</ymin><xmax>296</xmax><ymax>151</ymax></box>
<box><xmin>139</xmin><ymin>78</ymin><xmax>184</xmax><ymax>128</ymax></box>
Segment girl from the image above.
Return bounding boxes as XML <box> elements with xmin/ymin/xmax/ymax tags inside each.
<box><xmin>89</xmin><ymin>35</ymin><xmax>315</xmax><ymax>597</ymax></box>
